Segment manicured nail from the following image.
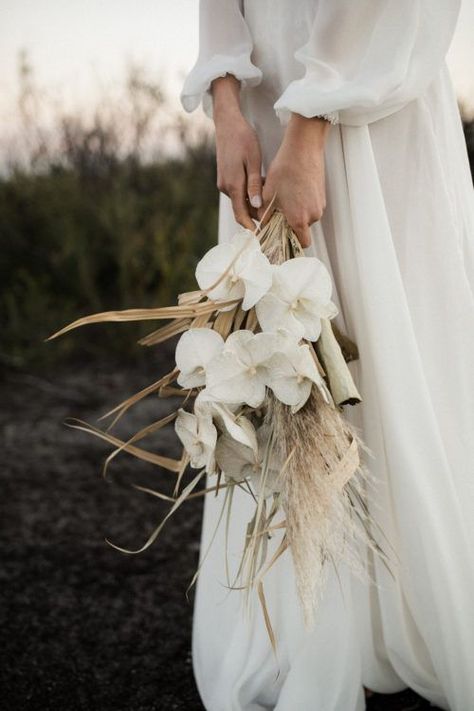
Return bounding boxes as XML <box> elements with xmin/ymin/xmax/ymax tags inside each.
<box><xmin>250</xmin><ymin>195</ymin><xmax>262</xmax><ymax>209</ymax></box>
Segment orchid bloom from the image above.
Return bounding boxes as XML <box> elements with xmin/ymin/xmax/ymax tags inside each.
<box><xmin>175</xmin><ymin>328</ymin><xmax>224</xmax><ymax>389</ymax></box>
<box><xmin>194</xmin><ymin>391</ymin><xmax>258</xmax><ymax>454</ymax></box>
<box><xmin>195</xmin><ymin>230</ymin><xmax>273</xmax><ymax>311</ymax></box>
<box><xmin>266</xmin><ymin>340</ymin><xmax>330</xmax><ymax>412</ymax></box>
<box><xmin>215</xmin><ymin>434</ymin><xmax>259</xmax><ymax>486</ymax></box>
<box><xmin>204</xmin><ymin>330</ymin><xmax>281</xmax><ymax>408</ymax></box>
<box><xmin>255</xmin><ymin>257</ymin><xmax>338</xmax><ymax>341</ymax></box>
<box><xmin>215</xmin><ymin>424</ymin><xmax>282</xmax><ymax>499</ymax></box>
<box><xmin>175</xmin><ymin>408</ymin><xmax>217</xmax><ymax>473</ymax></box>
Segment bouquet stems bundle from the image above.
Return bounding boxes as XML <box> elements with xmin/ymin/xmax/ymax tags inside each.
<box><xmin>49</xmin><ymin>209</ymin><xmax>391</xmax><ymax>654</ymax></box>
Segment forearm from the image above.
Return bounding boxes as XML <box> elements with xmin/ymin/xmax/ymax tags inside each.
<box><xmin>211</xmin><ymin>74</ymin><xmax>243</xmax><ymax>124</ymax></box>
<box><xmin>210</xmin><ymin>73</ymin><xmax>263</xmax><ymax>226</ymax></box>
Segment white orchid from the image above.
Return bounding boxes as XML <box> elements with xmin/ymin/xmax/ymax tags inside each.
<box><xmin>194</xmin><ymin>391</ymin><xmax>258</xmax><ymax>454</ymax></box>
<box><xmin>175</xmin><ymin>408</ymin><xmax>217</xmax><ymax>473</ymax></box>
<box><xmin>255</xmin><ymin>257</ymin><xmax>338</xmax><ymax>341</ymax></box>
<box><xmin>215</xmin><ymin>434</ymin><xmax>259</xmax><ymax>486</ymax></box>
<box><xmin>195</xmin><ymin>230</ymin><xmax>273</xmax><ymax>311</ymax></box>
<box><xmin>175</xmin><ymin>328</ymin><xmax>224</xmax><ymax>388</ymax></box>
<box><xmin>204</xmin><ymin>330</ymin><xmax>281</xmax><ymax>408</ymax></box>
<box><xmin>215</xmin><ymin>424</ymin><xmax>282</xmax><ymax>499</ymax></box>
<box><xmin>266</xmin><ymin>340</ymin><xmax>330</xmax><ymax>412</ymax></box>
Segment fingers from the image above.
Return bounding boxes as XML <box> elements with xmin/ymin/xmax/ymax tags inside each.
<box><xmin>214</xmin><ymin>119</ymin><xmax>263</xmax><ymax>232</ymax></box>
<box><xmin>246</xmin><ymin>200</ymin><xmax>260</xmax><ymax>221</ymax></box>
<box><xmin>229</xmin><ymin>185</ymin><xmax>256</xmax><ymax>230</ymax></box>
<box><xmin>247</xmin><ymin>164</ymin><xmax>263</xmax><ymax>211</ymax></box>
<box><xmin>288</xmin><ymin>220</ymin><xmax>312</xmax><ymax>248</ymax></box>
<box><xmin>217</xmin><ymin>173</ymin><xmax>256</xmax><ymax>230</ymax></box>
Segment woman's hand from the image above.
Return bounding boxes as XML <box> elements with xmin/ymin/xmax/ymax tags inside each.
<box><xmin>211</xmin><ymin>75</ymin><xmax>263</xmax><ymax>230</ymax></box>
<box><xmin>258</xmin><ymin>113</ymin><xmax>331</xmax><ymax>247</ymax></box>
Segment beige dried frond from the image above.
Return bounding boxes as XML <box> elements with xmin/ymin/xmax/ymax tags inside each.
<box><xmin>266</xmin><ymin>391</ymin><xmax>377</xmax><ymax>627</ymax></box>
<box><xmin>249</xmin><ymin>211</ymin><xmax>389</xmax><ymax>629</ymax></box>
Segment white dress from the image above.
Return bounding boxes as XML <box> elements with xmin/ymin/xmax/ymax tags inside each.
<box><xmin>179</xmin><ymin>2</ymin><xmax>474</xmax><ymax>710</ymax></box>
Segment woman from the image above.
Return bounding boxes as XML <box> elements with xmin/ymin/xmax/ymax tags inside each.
<box><xmin>179</xmin><ymin>2</ymin><xmax>474</xmax><ymax>710</ymax></box>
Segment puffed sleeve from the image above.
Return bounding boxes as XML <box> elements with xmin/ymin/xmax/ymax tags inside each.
<box><xmin>180</xmin><ymin>0</ymin><xmax>262</xmax><ymax>119</ymax></box>
<box><xmin>273</xmin><ymin>1</ymin><xmax>461</xmax><ymax>126</ymax></box>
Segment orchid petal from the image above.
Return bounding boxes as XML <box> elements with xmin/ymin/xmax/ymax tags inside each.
<box><xmin>246</xmin><ymin>331</ymin><xmax>284</xmax><ymax>365</ymax></box>
<box><xmin>264</xmin><ymin>352</ymin><xmax>312</xmax><ymax>410</ymax></box>
<box><xmin>273</xmin><ymin>258</ymin><xmax>333</xmax><ymax>303</ymax></box>
<box><xmin>194</xmin><ymin>390</ymin><xmax>240</xmax><ymax>416</ymax></box>
<box><xmin>255</xmin><ymin>292</ymin><xmax>306</xmax><ymax>339</ymax></box>
<box><xmin>195</xmin><ymin>231</ymin><xmax>272</xmax><ymax>311</ymax></box>
<box><xmin>205</xmin><ymin>349</ymin><xmax>267</xmax><ymax>407</ymax></box>
<box><xmin>175</xmin><ymin>328</ymin><xmax>224</xmax><ymax>388</ymax></box>
<box><xmin>215</xmin><ymin>434</ymin><xmax>257</xmax><ymax>482</ymax></box>
<box><xmin>222</xmin><ymin>329</ymin><xmax>255</xmax><ymax>361</ymax></box>
<box><xmin>194</xmin><ymin>391</ymin><xmax>258</xmax><ymax>454</ymax></box>
<box><xmin>212</xmin><ymin>404</ymin><xmax>258</xmax><ymax>453</ymax></box>
<box><xmin>265</xmin><ymin>342</ymin><xmax>327</xmax><ymax>411</ymax></box>
<box><xmin>240</xmin><ymin>249</ymin><xmax>273</xmax><ymax>310</ymax></box>
<box><xmin>255</xmin><ymin>257</ymin><xmax>337</xmax><ymax>341</ymax></box>
<box><xmin>175</xmin><ymin>408</ymin><xmax>217</xmax><ymax>471</ymax></box>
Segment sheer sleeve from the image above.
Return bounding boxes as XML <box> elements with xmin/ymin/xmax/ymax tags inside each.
<box><xmin>179</xmin><ymin>0</ymin><xmax>262</xmax><ymax>119</ymax></box>
<box><xmin>273</xmin><ymin>1</ymin><xmax>461</xmax><ymax>126</ymax></box>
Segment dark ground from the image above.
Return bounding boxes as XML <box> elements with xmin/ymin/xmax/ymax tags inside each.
<box><xmin>1</xmin><ymin>353</ymin><xmax>206</xmax><ymax>711</ymax></box>
<box><xmin>0</xmin><ymin>355</ymin><xmax>442</xmax><ymax>711</ymax></box>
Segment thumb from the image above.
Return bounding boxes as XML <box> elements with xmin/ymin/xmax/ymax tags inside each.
<box><xmin>257</xmin><ymin>181</ymin><xmax>278</xmax><ymax>224</ymax></box>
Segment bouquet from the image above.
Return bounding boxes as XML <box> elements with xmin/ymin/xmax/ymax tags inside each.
<box><xmin>50</xmin><ymin>209</ymin><xmax>390</xmax><ymax>653</ymax></box>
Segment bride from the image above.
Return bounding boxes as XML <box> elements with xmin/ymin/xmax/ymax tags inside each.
<box><xmin>179</xmin><ymin>2</ymin><xmax>474</xmax><ymax>709</ymax></box>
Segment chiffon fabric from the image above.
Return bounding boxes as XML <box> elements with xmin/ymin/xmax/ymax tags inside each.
<box><xmin>179</xmin><ymin>2</ymin><xmax>474</xmax><ymax>709</ymax></box>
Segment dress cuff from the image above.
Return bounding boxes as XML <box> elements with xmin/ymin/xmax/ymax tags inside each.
<box><xmin>180</xmin><ymin>54</ymin><xmax>263</xmax><ymax>120</ymax></box>
<box><xmin>273</xmin><ymin>80</ymin><xmax>341</xmax><ymax>126</ymax></box>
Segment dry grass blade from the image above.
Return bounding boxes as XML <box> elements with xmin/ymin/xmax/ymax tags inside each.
<box><xmin>65</xmin><ymin>418</ymin><xmax>185</xmax><ymax>472</ymax></box>
<box><xmin>257</xmin><ymin>580</ymin><xmax>278</xmax><ymax>661</ymax></box>
<box><xmin>102</xmin><ymin>412</ymin><xmax>178</xmax><ymax>480</ymax></box>
<box><xmin>244</xmin><ymin>308</ymin><xmax>259</xmax><ymax>333</ymax></box>
<box><xmin>99</xmin><ymin>369</ymin><xmax>179</xmax><ymax>428</ymax></box>
<box><xmin>47</xmin><ymin>305</ymin><xmax>198</xmax><ymax>339</ymax></box>
<box><xmin>158</xmin><ymin>385</ymin><xmax>191</xmax><ymax>398</ymax></box>
<box><xmin>178</xmin><ymin>290</ymin><xmax>202</xmax><ymax>305</ymax></box>
<box><xmin>105</xmin><ymin>464</ymin><xmax>203</xmax><ymax>556</ymax></box>
<box><xmin>138</xmin><ymin>317</ymin><xmax>192</xmax><ymax>346</ymax></box>
<box><xmin>213</xmin><ymin>304</ymin><xmax>239</xmax><ymax>339</ymax></box>
<box><xmin>185</xmin><ymin>485</ymin><xmax>232</xmax><ymax>602</ymax></box>
<box><xmin>190</xmin><ymin>313</ymin><xmax>212</xmax><ymax>328</ymax></box>
<box><xmin>48</xmin><ymin>299</ymin><xmax>239</xmax><ymax>341</ymax></box>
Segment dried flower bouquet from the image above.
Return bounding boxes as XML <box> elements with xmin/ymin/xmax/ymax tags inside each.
<box><xmin>49</xmin><ymin>209</ymin><xmax>390</xmax><ymax>653</ymax></box>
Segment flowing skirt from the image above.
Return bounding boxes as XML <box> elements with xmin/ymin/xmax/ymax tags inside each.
<box><xmin>190</xmin><ymin>64</ymin><xmax>474</xmax><ymax>711</ymax></box>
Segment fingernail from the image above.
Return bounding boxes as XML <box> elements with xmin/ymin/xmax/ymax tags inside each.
<box><xmin>250</xmin><ymin>195</ymin><xmax>262</xmax><ymax>209</ymax></box>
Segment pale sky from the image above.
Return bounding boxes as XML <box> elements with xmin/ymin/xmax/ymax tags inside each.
<box><xmin>0</xmin><ymin>0</ymin><xmax>473</xmax><ymax>124</ymax></box>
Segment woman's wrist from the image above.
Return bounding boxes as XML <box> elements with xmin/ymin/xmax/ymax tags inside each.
<box><xmin>284</xmin><ymin>112</ymin><xmax>332</xmax><ymax>150</ymax></box>
<box><xmin>211</xmin><ymin>74</ymin><xmax>244</xmax><ymax>126</ymax></box>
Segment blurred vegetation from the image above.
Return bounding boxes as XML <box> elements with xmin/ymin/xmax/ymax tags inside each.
<box><xmin>1</xmin><ymin>53</ymin><xmax>473</xmax><ymax>372</ymax></box>
<box><xmin>464</xmin><ymin>117</ymin><xmax>474</xmax><ymax>179</ymax></box>
<box><xmin>0</xmin><ymin>53</ymin><xmax>218</xmax><ymax>371</ymax></box>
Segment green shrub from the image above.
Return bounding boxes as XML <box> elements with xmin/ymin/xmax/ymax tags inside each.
<box><xmin>0</xmin><ymin>58</ymin><xmax>218</xmax><ymax>370</ymax></box>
